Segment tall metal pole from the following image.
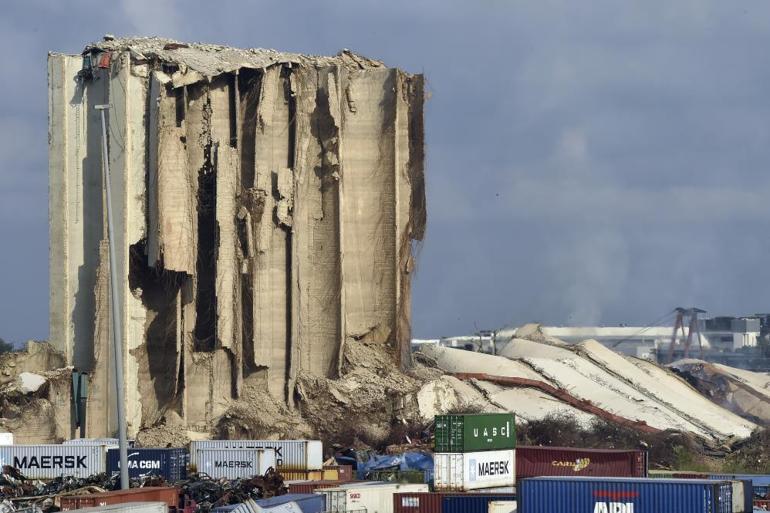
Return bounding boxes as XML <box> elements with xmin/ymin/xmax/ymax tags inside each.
<box><xmin>96</xmin><ymin>104</ymin><xmax>129</xmax><ymax>490</ymax></box>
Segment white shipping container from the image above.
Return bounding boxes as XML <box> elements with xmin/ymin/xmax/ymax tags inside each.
<box><xmin>67</xmin><ymin>502</ymin><xmax>167</xmax><ymax>513</ymax></box>
<box><xmin>0</xmin><ymin>433</ymin><xmax>13</xmax><ymax>446</ymax></box>
<box><xmin>318</xmin><ymin>483</ymin><xmax>428</xmax><ymax>513</ymax></box>
<box><xmin>489</xmin><ymin>500</ymin><xmax>517</xmax><ymax>513</ymax></box>
<box><xmin>190</xmin><ymin>440</ymin><xmax>322</xmax><ymax>470</ymax></box>
<box><xmin>0</xmin><ymin>444</ymin><xmax>110</xmax><ymax>479</ymax></box>
<box><xmin>194</xmin><ymin>448</ymin><xmax>276</xmax><ymax>480</ymax></box>
<box><xmin>434</xmin><ymin>450</ymin><xmax>515</xmax><ymax>491</ymax></box>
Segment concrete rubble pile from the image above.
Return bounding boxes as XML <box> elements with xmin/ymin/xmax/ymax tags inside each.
<box><xmin>0</xmin><ymin>343</ymin><xmax>71</xmax><ymax>443</ymax></box>
<box><xmin>47</xmin><ymin>37</ymin><xmax>425</xmax><ymax>439</ymax></box>
<box><xmin>415</xmin><ymin>326</ymin><xmax>762</xmax><ymax>442</ymax></box>
<box><xmin>670</xmin><ymin>360</ymin><xmax>770</xmax><ymax>425</ymax></box>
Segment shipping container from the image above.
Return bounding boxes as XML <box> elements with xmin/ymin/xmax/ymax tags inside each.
<box><xmin>0</xmin><ymin>444</ymin><xmax>110</xmax><ymax>479</ymax></box>
<box><xmin>64</xmin><ymin>438</ymin><xmax>135</xmax><ymax>447</ymax></box>
<box><xmin>434</xmin><ymin>450</ymin><xmax>515</xmax><ymax>491</ymax></box>
<box><xmin>318</xmin><ymin>483</ymin><xmax>429</xmax><ymax>513</ymax></box>
<box><xmin>193</xmin><ymin>448</ymin><xmax>276</xmax><ymax>480</ymax></box>
<box><xmin>515</xmin><ymin>446</ymin><xmax>646</xmax><ymax>479</ymax></box>
<box><xmin>393</xmin><ymin>492</ymin><xmax>516</xmax><ymax>513</ymax></box>
<box><xmin>0</xmin><ymin>433</ymin><xmax>13</xmax><ymax>445</ymax></box>
<box><xmin>287</xmin><ymin>480</ymin><xmax>366</xmax><ymax>494</ymax></box>
<box><xmin>434</xmin><ymin>414</ymin><xmax>516</xmax><ymax>453</ymax></box>
<box><xmin>488</xmin><ymin>501</ymin><xmax>517</xmax><ymax>513</ymax></box>
<box><xmin>443</xmin><ymin>495</ymin><xmax>519</xmax><ymax>513</ymax></box>
<box><xmin>650</xmin><ymin>471</ymin><xmax>770</xmax><ymax>498</ymax></box>
<box><xmin>518</xmin><ymin>477</ymin><xmax>733</xmax><ymax>513</ymax></box>
<box><xmin>64</xmin><ymin>502</ymin><xmax>167</xmax><ymax>513</ymax></box>
<box><xmin>323</xmin><ymin>464</ymin><xmax>353</xmax><ymax>481</ymax></box>
<box><xmin>190</xmin><ymin>441</ymin><xmax>322</xmax><ymax>470</ymax></box>
<box><xmin>59</xmin><ymin>487</ymin><xmax>180</xmax><ymax>511</ymax></box>
<box><xmin>107</xmin><ymin>448</ymin><xmax>187</xmax><ymax>481</ymax></box>
<box><xmin>278</xmin><ymin>470</ymin><xmax>323</xmax><ymax>481</ymax></box>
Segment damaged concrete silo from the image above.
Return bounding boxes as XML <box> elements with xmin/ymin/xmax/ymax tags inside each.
<box><xmin>48</xmin><ymin>37</ymin><xmax>425</xmax><ymax>437</ymax></box>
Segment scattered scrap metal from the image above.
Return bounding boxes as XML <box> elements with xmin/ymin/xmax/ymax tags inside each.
<box><xmin>179</xmin><ymin>469</ymin><xmax>285</xmax><ymax>513</ymax></box>
<box><xmin>0</xmin><ymin>467</ymin><xmax>285</xmax><ymax>513</ymax></box>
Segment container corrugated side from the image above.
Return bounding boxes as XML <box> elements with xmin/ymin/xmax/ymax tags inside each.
<box><xmin>59</xmin><ymin>487</ymin><xmax>180</xmax><ymax>511</ymax></box>
<box><xmin>278</xmin><ymin>470</ymin><xmax>323</xmax><ymax>481</ymax></box>
<box><xmin>516</xmin><ymin>446</ymin><xmax>645</xmax><ymax>479</ymax></box>
<box><xmin>518</xmin><ymin>477</ymin><xmax>733</xmax><ymax>513</ymax></box>
<box><xmin>287</xmin><ymin>480</ymin><xmax>365</xmax><ymax>494</ymax></box>
<box><xmin>64</xmin><ymin>438</ymin><xmax>135</xmax><ymax>447</ymax></box>
<box><xmin>434</xmin><ymin>414</ymin><xmax>516</xmax><ymax>453</ymax></box>
<box><xmin>63</xmin><ymin>502</ymin><xmax>167</xmax><ymax>513</ymax></box>
<box><xmin>393</xmin><ymin>492</ymin><xmax>517</xmax><ymax>513</ymax></box>
<box><xmin>324</xmin><ymin>464</ymin><xmax>353</xmax><ymax>481</ymax></box>
<box><xmin>434</xmin><ymin>450</ymin><xmax>515</xmax><ymax>491</ymax></box>
<box><xmin>488</xmin><ymin>501</ymin><xmax>517</xmax><ymax>513</ymax></box>
<box><xmin>442</xmin><ymin>495</ymin><xmax>519</xmax><ymax>513</ymax></box>
<box><xmin>190</xmin><ymin>440</ymin><xmax>322</xmax><ymax>470</ymax></box>
<box><xmin>0</xmin><ymin>444</ymin><xmax>109</xmax><ymax>479</ymax></box>
<box><xmin>107</xmin><ymin>448</ymin><xmax>187</xmax><ymax>481</ymax></box>
<box><xmin>193</xmin><ymin>448</ymin><xmax>276</xmax><ymax>480</ymax></box>
<box><xmin>318</xmin><ymin>483</ymin><xmax>429</xmax><ymax>513</ymax></box>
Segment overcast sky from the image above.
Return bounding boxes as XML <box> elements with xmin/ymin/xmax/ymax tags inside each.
<box><xmin>2</xmin><ymin>1</ymin><xmax>770</xmax><ymax>343</ymax></box>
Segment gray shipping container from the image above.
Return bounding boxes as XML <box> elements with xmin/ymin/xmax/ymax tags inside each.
<box><xmin>190</xmin><ymin>440</ymin><xmax>322</xmax><ymax>470</ymax></box>
<box><xmin>194</xmin><ymin>448</ymin><xmax>276</xmax><ymax>480</ymax></box>
<box><xmin>0</xmin><ymin>444</ymin><xmax>110</xmax><ymax>479</ymax></box>
<box><xmin>66</xmin><ymin>502</ymin><xmax>167</xmax><ymax>513</ymax></box>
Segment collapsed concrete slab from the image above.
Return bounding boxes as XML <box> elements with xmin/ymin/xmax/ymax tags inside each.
<box><xmin>48</xmin><ymin>37</ymin><xmax>425</xmax><ymax>437</ymax></box>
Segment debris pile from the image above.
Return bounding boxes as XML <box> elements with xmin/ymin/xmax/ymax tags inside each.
<box><xmin>417</xmin><ymin>326</ymin><xmax>759</xmax><ymax>442</ymax></box>
<box><xmin>0</xmin><ymin>466</ymin><xmax>285</xmax><ymax>513</ymax></box>
<box><xmin>670</xmin><ymin>359</ymin><xmax>770</xmax><ymax>424</ymax></box>
<box><xmin>180</xmin><ymin>469</ymin><xmax>285</xmax><ymax>513</ymax></box>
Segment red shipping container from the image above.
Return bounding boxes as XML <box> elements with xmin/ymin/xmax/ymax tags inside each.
<box><xmin>393</xmin><ymin>492</ymin><xmax>516</xmax><ymax>513</ymax></box>
<box><xmin>59</xmin><ymin>487</ymin><xmax>180</xmax><ymax>511</ymax></box>
<box><xmin>516</xmin><ymin>446</ymin><xmax>645</xmax><ymax>479</ymax></box>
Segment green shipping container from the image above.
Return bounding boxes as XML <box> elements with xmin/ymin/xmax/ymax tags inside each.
<box><xmin>434</xmin><ymin>413</ymin><xmax>516</xmax><ymax>452</ymax></box>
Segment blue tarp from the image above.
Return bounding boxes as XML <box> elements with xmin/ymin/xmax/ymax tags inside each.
<box><xmin>355</xmin><ymin>450</ymin><xmax>433</xmax><ymax>478</ymax></box>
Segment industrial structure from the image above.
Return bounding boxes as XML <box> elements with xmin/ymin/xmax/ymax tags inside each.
<box><xmin>48</xmin><ymin>37</ymin><xmax>425</xmax><ymax>437</ymax></box>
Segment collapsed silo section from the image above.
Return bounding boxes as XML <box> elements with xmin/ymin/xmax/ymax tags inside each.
<box><xmin>48</xmin><ymin>38</ymin><xmax>425</xmax><ymax>438</ymax></box>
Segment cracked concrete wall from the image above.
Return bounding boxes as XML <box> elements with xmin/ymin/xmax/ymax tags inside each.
<box><xmin>49</xmin><ymin>38</ymin><xmax>425</xmax><ymax>437</ymax></box>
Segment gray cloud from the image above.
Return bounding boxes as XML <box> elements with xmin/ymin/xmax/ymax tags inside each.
<box><xmin>2</xmin><ymin>0</ymin><xmax>770</xmax><ymax>343</ymax></box>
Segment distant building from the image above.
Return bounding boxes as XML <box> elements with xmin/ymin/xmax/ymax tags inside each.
<box><xmin>421</xmin><ymin>315</ymin><xmax>770</xmax><ymax>370</ymax></box>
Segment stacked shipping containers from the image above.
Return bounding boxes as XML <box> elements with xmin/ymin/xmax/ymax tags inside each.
<box><xmin>433</xmin><ymin>413</ymin><xmax>516</xmax><ymax>491</ymax></box>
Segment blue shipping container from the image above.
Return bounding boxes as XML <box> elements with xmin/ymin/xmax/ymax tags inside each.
<box><xmin>709</xmin><ymin>474</ymin><xmax>769</xmax><ymax>496</ymax></box>
<box><xmin>441</xmin><ymin>494</ymin><xmax>517</xmax><ymax>513</ymax></box>
<box><xmin>519</xmin><ymin>477</ymin><xmax>733</xmax><ymax>513</ymax></box>
<box><xmin>107</xmin><ymin>448</ymin><xmax>188</xmax><ymax>481</ymax></box>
